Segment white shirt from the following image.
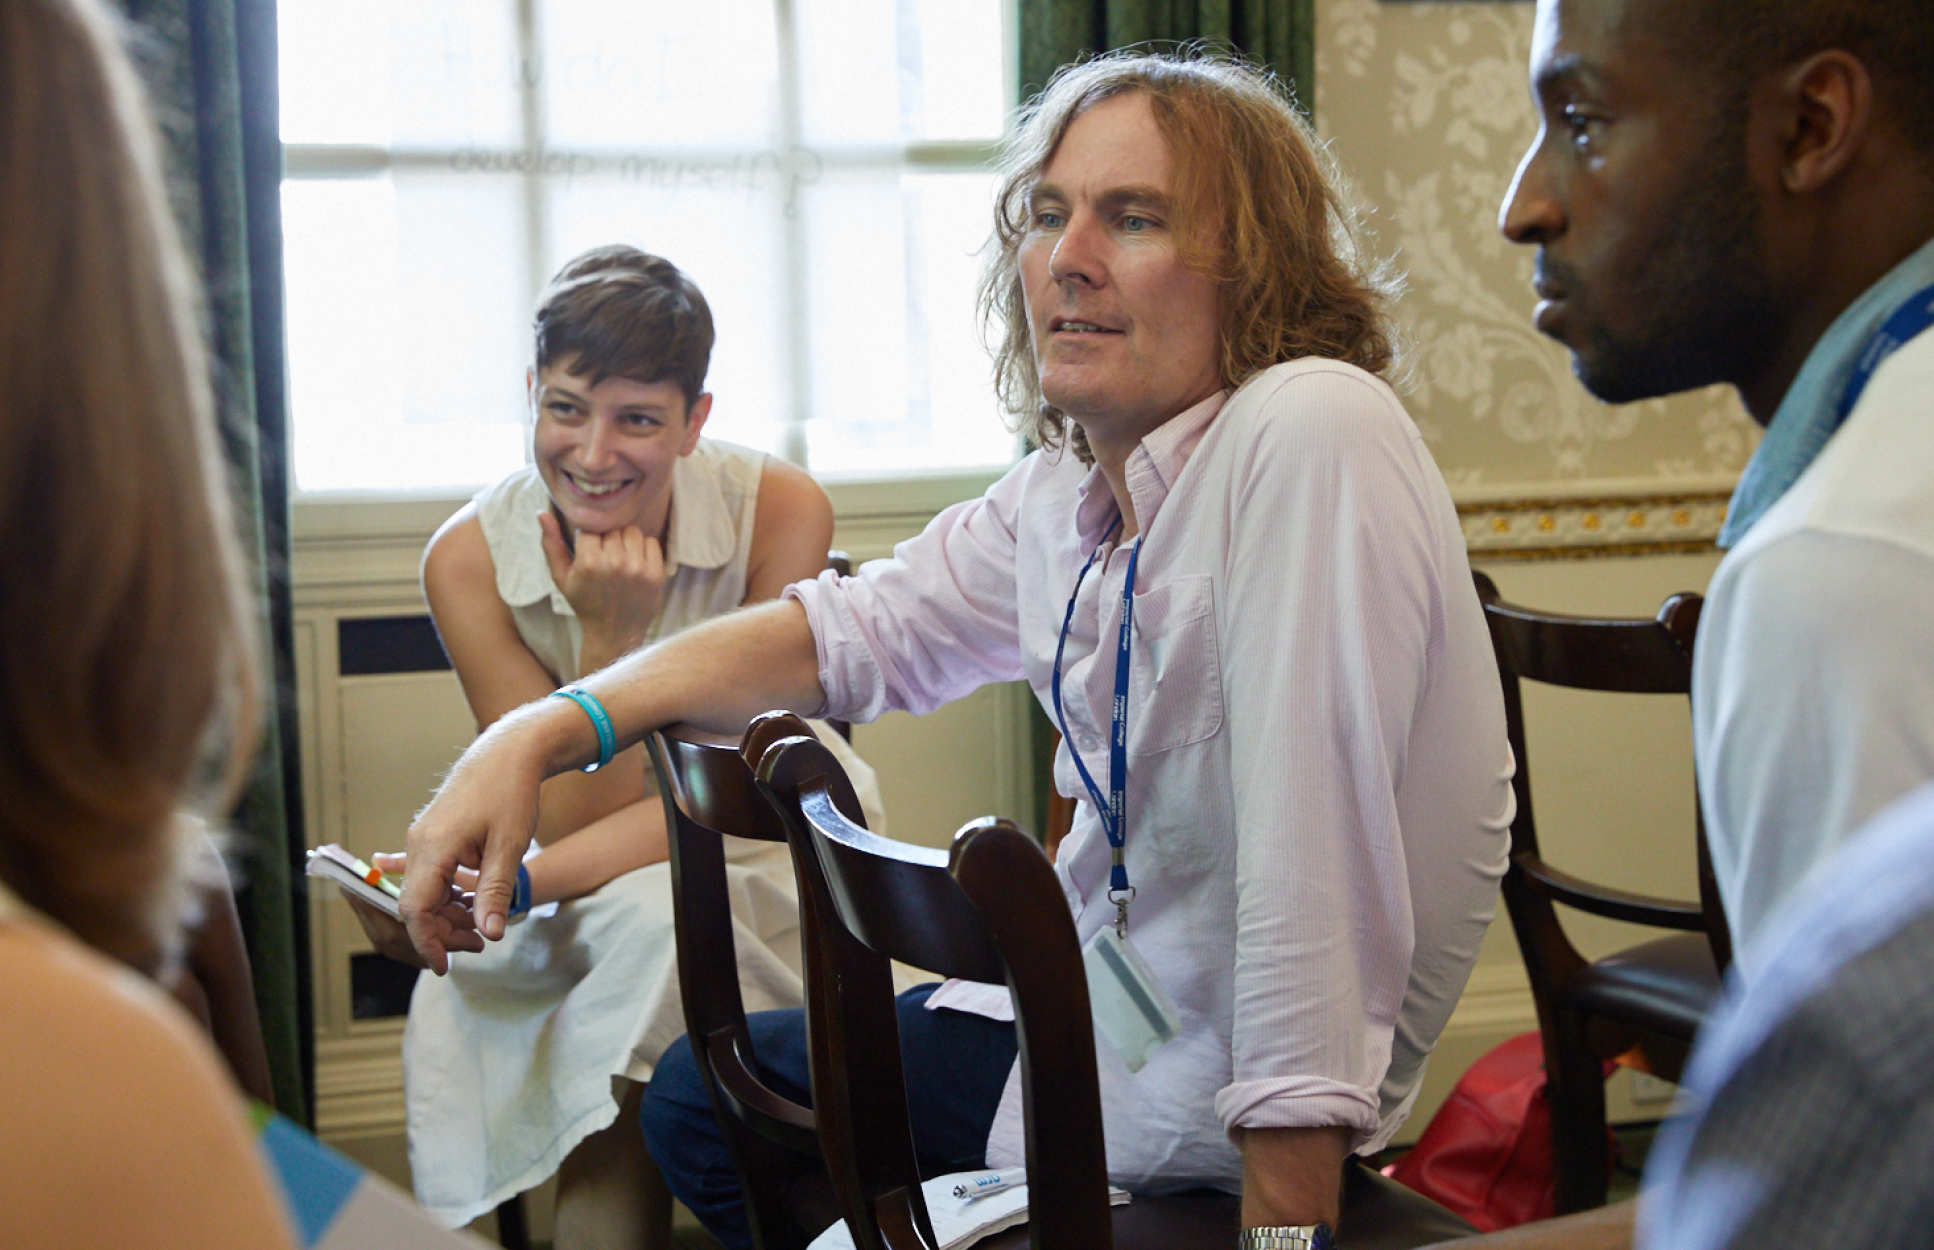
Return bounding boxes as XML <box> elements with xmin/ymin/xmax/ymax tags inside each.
<box><xmin>789</xmin><ymin>359</ymin><xmax>1513</xmax><ymax>1190</ymax></box>
<box><xmin>1693</xmin><ymin>331</ymin><xmax>1934</xmax><ymax>969</ymax></box>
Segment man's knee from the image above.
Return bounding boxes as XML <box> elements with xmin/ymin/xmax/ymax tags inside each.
<box><xmin>639</xmin><ymin>1034</ymin><xmax>709</xmax><ymax>1159</ymax></box>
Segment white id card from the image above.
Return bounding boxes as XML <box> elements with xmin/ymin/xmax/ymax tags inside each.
<box><xmin>1081</xmin><ymin>924</ymin><xmax>1181</xmax><ymax>1072</ymax></box>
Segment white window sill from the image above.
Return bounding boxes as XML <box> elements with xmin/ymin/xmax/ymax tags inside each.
<box><xmin>290</xmin><ymin>465</ymin><xmax>1011</xmax><ymax>604</ymax></box>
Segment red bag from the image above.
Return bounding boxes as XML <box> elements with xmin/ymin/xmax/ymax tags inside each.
<box><xmin>1382</xmin><ymin>1032</ymin><xmax>1610</xmax><ymax>1232</ymax></box>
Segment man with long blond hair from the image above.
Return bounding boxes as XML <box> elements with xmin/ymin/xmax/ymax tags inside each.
<box><xmin>401</xmin><ymin>49</ymin><xmax>1511</xmax><ymax>1249</ymax></box>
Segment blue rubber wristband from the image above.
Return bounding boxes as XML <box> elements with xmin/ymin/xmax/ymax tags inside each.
<box><xmin>508</xmin><ymin>863</ymin><xmax>532</xmax><ymax>918</ymax></box>
<box><xmin>550</xmin><ymin>685</ymin><xmax>616</xmax><ymax>773</ymax></box>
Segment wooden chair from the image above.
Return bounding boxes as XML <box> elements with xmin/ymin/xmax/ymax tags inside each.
<box><xmin>647</xmin><ymin>719</ymin><xmax>871</xmax><ymax>1250</ymax></box>
<box><xmin>1473</xmin><ymin>570</ymin><xmax>1730</xmax><ymax>1213</ymax></box>
<box><xmin>748</xmin><ymin>713</ymin><xmax>1476</xmax><ymax>1250</ymax></box>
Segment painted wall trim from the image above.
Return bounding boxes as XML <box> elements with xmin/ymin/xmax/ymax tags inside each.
<box><xmin>1461</xmin><ymin>490</ymin><xmax>1731</xmax><ymax>558</ymax></box>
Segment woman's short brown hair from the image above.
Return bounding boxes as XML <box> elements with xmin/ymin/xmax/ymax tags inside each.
<box><xmin>979</xmin><ymin>48</ymin><xmax>1399</xmax><ymax>461</ymax></box>
<box><xmin>532</xmin><ymin>245</ymin><xmax>716</xmax><ymax>408</ymax></box>
<box><xmin>0</xmin><ymin>0</ymin><xmax>260</xmax><ymax>970</ymax></box>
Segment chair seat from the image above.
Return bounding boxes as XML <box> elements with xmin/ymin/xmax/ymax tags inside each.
<box><xmin>1562</xmin><ymin>933</ymin><xmax>1721</xmax><ymax>1039</ymax></box>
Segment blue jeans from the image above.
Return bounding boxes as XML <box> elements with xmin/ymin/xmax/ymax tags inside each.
<box><xmin>639</xmin><ymin>983</ymin><xmax>1018</xmax><ymax>1250</ymax></box>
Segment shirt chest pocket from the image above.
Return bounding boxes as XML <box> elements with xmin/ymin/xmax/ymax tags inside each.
<box><xmin>1128</xmin><ymin>574</ymin><xmax>1224</xmax><ymax>756</ymax></box>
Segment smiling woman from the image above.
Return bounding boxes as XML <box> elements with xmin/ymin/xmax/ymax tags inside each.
<box><xmin>348</xmin><ymin>246</ymin><xmax>886</xmax><ymax>1245</ymax></box>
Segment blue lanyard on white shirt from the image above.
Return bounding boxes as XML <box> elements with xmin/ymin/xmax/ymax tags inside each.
<box><xmin>1838</xmin><ymin>283</ymin><xmax>1934</xmax><ymax>422</ymax></box>
<box><xmin>1049</xmin><ymin>517</ymin><xmax>1142</xmax><ymax>931</ymax></box>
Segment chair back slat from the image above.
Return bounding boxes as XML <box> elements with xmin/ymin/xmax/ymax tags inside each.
<box><xmin>655</xmin><ymin>728</ymin><xmax>792</xmax><ymax>845</ymax></box>
<box><xmin>796</xmin><ymin>784</ymin><xmax>1005</xmax><ymax>981</ymax></box>
<box><xmin>1482</xmin><ymin>599</ymin><xmax>1700</xmax><ymax>695</ymax></box>
<box><xmin>1518</xmin><ymin>858</ymin><xmax>1705</xmax><ymax>929</ymax></box>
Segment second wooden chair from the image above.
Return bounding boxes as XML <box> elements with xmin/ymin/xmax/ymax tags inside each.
<box><xmin>1474</xmin><ymin>570</ymin><xmax>1729</xmax><ymax>1213</ymax></box>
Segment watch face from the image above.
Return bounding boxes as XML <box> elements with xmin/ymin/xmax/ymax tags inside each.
<box><xmin>1311</xmin><ymin>1225</ymin><xmax>1337</xmax><ymax>1250</ymax></box>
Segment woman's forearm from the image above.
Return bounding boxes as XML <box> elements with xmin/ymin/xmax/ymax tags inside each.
<box><xmin>523</xmin><ymin>797</ymin><xmax>669</xmax><ymax>905</ymax></box>
<box><xmin>402</xmin><ymin>597</ymin><xmax>827</xmax><ymax>964</ymax></box>
<box><xmin>529</xmin><ymin>741</ymin><xmax>648</xmax><ymax>845</ymax></box>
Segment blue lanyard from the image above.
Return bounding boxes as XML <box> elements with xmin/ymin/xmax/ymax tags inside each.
<box><xmin>1049</xmin><ymin>519</ymin><xmax>1141</xmax><ymax>927</ymax></box>
<box><xmin>1838</xmin><ymin>283</ymin><xmax>1934</xmax><ymax>423</ymax></box>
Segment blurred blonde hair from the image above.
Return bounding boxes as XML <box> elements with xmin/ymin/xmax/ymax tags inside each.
<box><xmin>979</xmin><ymin>48</ymin><xmax>1399</xmax><ymax>462</ymax></box>
<box><xmin>0</xmin><ymin>0</ymin><xmax>260</xmax><ymax>970</ymax></box>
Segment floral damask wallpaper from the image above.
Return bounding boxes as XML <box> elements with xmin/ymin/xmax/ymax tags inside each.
<box><xmin>1315</xmin><ymin>0</ymin><xmax>1759</xmax><ymax>524</ymax></box>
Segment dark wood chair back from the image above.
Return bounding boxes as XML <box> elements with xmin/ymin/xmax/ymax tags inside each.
<box><xmin>648</xmin><ymin>723</ymin><xmax>833</xmax><ymax>1250</ymax></box>
<box><xmin>1474</xmin><ymin>569</ymin><xmax>1729</xmax><ymax>1211</ymax></box>
<box><xmin>747</xmin><ymin>715</ymin><xmax>1111</xmax><ymax>1250</ymax></box>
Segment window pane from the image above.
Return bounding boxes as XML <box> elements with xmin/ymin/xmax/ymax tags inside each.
<box><xmin>908</xmin><ymin>0</ymin><xmax>1010</xmax><ymax>141</ymax></box>
<box><xmin>800</xmin><ymin>168</ymin><xmax>1014</xmax><ymax>474</ymax></box>
<box><xmin>546</xmin><ymin>176</ymin><xmax>790</xmax><ymax>458</ymax></box>
<box><xmin>539</xmin><ymin>5</ymin><xmax>779</xmax><ymax>150</ymax></box>
<box><xmin>797</xmin><ymin>0</ymin><xmax>1008</xmax><ymax>146</ymax></box>
<box><xmin>283</xmin><ymin>175</ymin><xmax>530</xmax><ymax>492</ymax></box>
<box><xmin>280</xmin><ymin>1</ymin><xmax>1017</xmax><ymax>494</ymax></box>
<box><xmin>910</xmin><ymin>171</ymin><xmax>1017</xmax><ymax>467</ymax></box>
<box><xmin>279</xmin><ymin>1</ymin><xmax>521</xmax><ymax>148</ymax></box>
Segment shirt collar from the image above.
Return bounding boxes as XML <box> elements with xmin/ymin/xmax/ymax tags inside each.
<box><xmin>662</xmin><ymin>447</ymin><xmax>735</xmax><ymax>573</ymax></box>
<box><xmin>1719</xmin><ymin>235</ymin><xmax>1934</xmax><ymax>546</ymax></box>
<box><xmin>493</xmin><ymin>469</ymin><xmax>563</xmax><ymax>609</ymax></box>
<box><xmin>1072</xmin><ymin>390</ymin><xmax>1228</xmax><ymax>545</ymax></box>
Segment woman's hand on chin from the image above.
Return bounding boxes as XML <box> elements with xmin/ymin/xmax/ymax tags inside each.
<box><xmin>539</xmin><ymin>510</ymin><xmax>665</xmax><ymax>670</ymax></box>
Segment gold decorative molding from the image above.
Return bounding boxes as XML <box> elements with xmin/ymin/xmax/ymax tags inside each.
<box><xmin>1459</xmin><ymin>491</ymin><xmax>1731</xmax><ymax>559</ymax></box>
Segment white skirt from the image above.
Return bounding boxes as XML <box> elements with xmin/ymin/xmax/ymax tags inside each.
<box><xmin>402</xmin><ymin>725</ymin><xmax>884</xmax><ymax>1227</ymax></box>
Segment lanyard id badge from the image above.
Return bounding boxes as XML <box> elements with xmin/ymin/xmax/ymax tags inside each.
<box><xmin>1081</xmin><ymin>923</ymin><xmax>1180</xmax><ymax>1072</ymax></box>
<box><xmin>1050</xmin><ymin>522</ymin><xmax>1139</xmax><ymax>930</ymax></box>
<box><xmin>1051</xmin><ymin>520</ymin><xmax>1181</xmax><ymax>1068</ymax></box>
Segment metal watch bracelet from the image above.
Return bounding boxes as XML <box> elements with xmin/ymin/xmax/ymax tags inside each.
<box><xmin>1238</xmin><ymin>1225</ymin><xmax>1336</xmax><ymax>1250</ymax></box>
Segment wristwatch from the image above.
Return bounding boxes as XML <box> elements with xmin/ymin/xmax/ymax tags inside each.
<box><xmin>1238</xmin><ymin>1225</ymin><xmax>1336</xmax><ymax>1250</ymax></box>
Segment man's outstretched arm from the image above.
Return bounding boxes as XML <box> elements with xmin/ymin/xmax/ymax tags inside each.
<box><xmin>399</xmin><ymin>597</ymin><xmax>825</xmax><ymax>971</ymax></box>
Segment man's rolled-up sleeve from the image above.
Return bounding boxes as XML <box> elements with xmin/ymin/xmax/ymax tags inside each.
<box><xmin>786</xmin><ymin>462</ymin><xmax>1033</xmax><ymax>725</ymax></box>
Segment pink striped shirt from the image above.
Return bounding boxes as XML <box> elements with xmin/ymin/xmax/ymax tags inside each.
<box><xmin>788</xmin><ymin>358</ymin><xmax>1513</xmax><ymax>1191</ymax></box>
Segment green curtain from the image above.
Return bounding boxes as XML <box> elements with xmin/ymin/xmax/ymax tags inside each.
<box><xmin>1016</xmin><ymin>0</ymin><xmax>1316</xmax><ymax>836</ymax></box>
<box><xmin>117</xmin><ymin>0</ymin><xmax>310</xmax><ymax>1125</ymax></box>
<box><xmin>1018</xmin><ymin>0</ymin><xmax>1315</xmax><ymax>111</ymax></box>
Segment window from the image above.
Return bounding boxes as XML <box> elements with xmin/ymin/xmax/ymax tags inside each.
<box><xmin>279</xmin><ymin>1</ymin><xmax>1017</xmax><ymax>494</ymax></box>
